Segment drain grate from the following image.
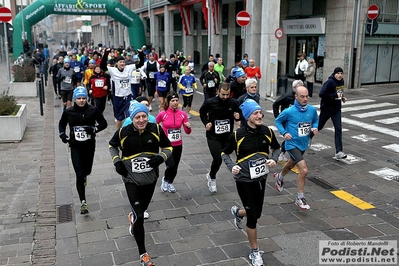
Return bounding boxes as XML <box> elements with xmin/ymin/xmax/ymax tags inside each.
<box><xmin>179</xmin><ymin>196</ymin><xmax>192</xmax><ymax>201</ymax></box>
<box><xmin>307</xmin><ymin>176</ymin><xmax>337</xmax><ymax>190</ymax></box>
<box><xmin>57</xmin><ymin>204</ymin><xmax>73</xmax><ymax>223</ymax></box>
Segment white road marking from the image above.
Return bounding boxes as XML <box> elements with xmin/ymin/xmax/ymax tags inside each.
<box><xmin>309</xmin><ymin>143</ymin><xmax>331</xmax><ymax>151</ymax></box>
<box><xmin>369</xmin><ymin>167</ymin><xmax>399</xmax><ymax>181</ymax></box>
<box><xmin>351</xmin><ymin>134</ymin><xmax>378</xmax><ymax>142</ymax></box>
<box><xmin>375</xmin><ymin>117</ymin><xmax>399</xmax><ymax>124</ymax></box>
<box><xmin>333</xmin><ymin>154</ymin><xmax>366</xmax><ymax>165</ymax></box>
<box><xmin>351</xmin><ymin>108</ymin><xmax>399</xmax><ymax>118</ymax></box>
<box><xmin>342</xmin><ymin>103</ymin><xmax>396</xmax><ymax>113</ymax></box>
<box><xmin>342</xmin><ymin>117</ymin><xmax>399</xmax><ymax>138</ymax></box>
<box><xmin>341</xmin><ymin>99</ymin><xmax>376</xmax><ymax>105</ymax></box>
<box><xmin>382</xmin><ymin>144</ymin><xmax>399</xmax><ymax>153</ymax></box>
<box><xmin>326</xmin><ymin>127</ymin><xmax>349</xmax><ymax>132</ymax></box>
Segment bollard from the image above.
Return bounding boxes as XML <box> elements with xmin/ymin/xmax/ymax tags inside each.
<box><xmin>38</xmin><ymin>80</ymin><xmax>44</xmax><ymax>116</ymax></box>
<box><xmin>40</xmin><ymin>74</ymin><xmax>45</xmax><ymax>104</ymax></box>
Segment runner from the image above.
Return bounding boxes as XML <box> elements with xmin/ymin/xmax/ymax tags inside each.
<box><xmin>156</xmin><ymin>92</ymin><xmax>192</xmax><ymax>193</ymax></box>
<box><xmin>59</xmin><ymin>87</ymin><xmax>108</xmax><ymax>214</ymax></box>
<box><xmin>178</xmin><ymin>66</ymin><xmax>197</xmax><ymax>119</ymax></box>
<box><xmin>274</xmin><ymin>86</ymin><xmax>318</xmax><ymax>210</ymax></box>
<box><xmin>222</xmin><ymin>99</ymin><xmax>280</xmax><ymax>266</ymax></box>
<box><xmin>199</xmin><ymin>83</ymin><xmax>240</xmax><ymax>193</ymax></box>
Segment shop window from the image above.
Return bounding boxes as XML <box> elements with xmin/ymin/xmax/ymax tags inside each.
<box><xmin>375</xmin><ymin>0</ymin><xmax>399</xmax><ymax>23</ymax></box>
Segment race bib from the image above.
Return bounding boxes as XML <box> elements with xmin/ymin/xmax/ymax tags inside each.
<box><xmin>120</xmin><ymin>79</ymin><xmax>130</xmax><ymax>89</ymax></box>
<box><xmin>94</xmin><ymin>79</ymin><xmax>104</xmax><ymax>87</ymax></box>
<box><xmin>131</xmin><ymin>157</ymin><xmax>153</xmax><ymax>173</ymax></box>
<box><xmin>249</xmin><ymin>158</ymin><xmax>269</xmax><ymax>179</ymax></box>
<box><xmin>74</xmin><ymin>66</ymin><xmax>80</xmax><ymax>73</ymax></box>
<box><xmin>64</xmin><ymin>76</ymin><xmax>72</xmax><ymax>84</ymax></box>
<box><xmin>208</xmin><ymin>80</ymin><xmax>215</xmax><ymax>88</ymax></box>
<box><xmin>185</xmin><ymin>86</ymin><xmax>193</xmax><ymax>93</ymax></box>
<box><xmin>215</xmin><ymin>119</ymin><xmax>230</xmax><ymax>134</ymax></box>
<box><xmin>74</xmin><ymin>126</ymin><xmax>91</xmax><ymax>141</ymax></box>
<box><xmin>158</xmin><ymin>80</ymin><xmax>166</xmax><ymax>87</ymax></box>
<box><xmin>131</xmin><ymin>72</ymin><xmax>141</xmax><ymax>83</ymax></box>
<box><xmin>149</xmin><ymin>72</ymin><xmax>155</xmax><ymax>79</ymax></box>
<box><xmin>298</xmin><ymin>122</ymin><xmax>311</xmax><ymax>137</ymax></box>
<box><xmin>167</xmin><ymin>129</ymin><xmax>182</xmax><ymax>142</ymax></box>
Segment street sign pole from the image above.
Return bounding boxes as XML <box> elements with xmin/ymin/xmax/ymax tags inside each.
<box><xmin>1</xmin><ymin>1</ymin><xmax>11</xmax><ymax>93</ymax></box>
<box><xmin>370</xmin><ymin>20</ymin><xmax>373</xmax><ymax>36</ymax></box>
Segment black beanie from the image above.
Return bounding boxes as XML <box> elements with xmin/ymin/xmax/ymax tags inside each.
<box><xmin>167</xmin><ymin>92</ymin><xmax>179</xmax><ymax>103</ymax></box>
<box><xmin>136</xmin><ymin>96</ymin><xmax>149</xmax><ymax>103</ymax></box>
<box><xmin>333</xmin><ymin>67</ymin><xmax>343</xmax><ymax>75</ymax></box>
<box><xmin>116</xmin><ymin>56</ymin><xmax>125</xmax><ymax>63</ymax></box>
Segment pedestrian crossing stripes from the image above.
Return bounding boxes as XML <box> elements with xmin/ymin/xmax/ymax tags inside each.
<box><xmin>375</xmin><ymin>117</ymin><xmax>399</xmax><ymax>124</ymax></box>
<box><xmin>351</xmin><ymin>108</ymin><xmax>399</xmax><ymax>118</ymax></box>
<box><xmin>382</xmin><ymin>144</ymin><xmax>399</xmax><ymax>153</ymax></box>
<box><xmin>351</xmin><ymin>134</ymin><xmax>378</xmax><ymax>142</ymax></box>
<box><xmin>341</xmin><ymin>102</ymin><xmax>395</xmax><ymax>113</ymax></box>
<box><xmin>369</xmin><ymin>167</ymin><xmax>399</xmax><ymax>181</ymax></box>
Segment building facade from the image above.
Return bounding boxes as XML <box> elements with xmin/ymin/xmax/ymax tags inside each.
<box><xmin>83</xmin><ymin>0</ymin><xmax>399</xmax><ymax>96</ymax></box>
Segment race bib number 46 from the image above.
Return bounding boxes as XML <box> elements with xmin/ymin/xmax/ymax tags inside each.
<box><xmin>249</xmin><ymin>158</ymin><xmax>269</xmax><ymax>179</ymax></box>
<box><xmin>131</xmin><ymin>157</ymin><xmax>153</xmax><ymax>173</ymax></box>
<box><xmin>298</xmin><ymin>122</ymin><xmax>311</xmax><ymax>137</ymax></box>
<box><xmin>74</xmin><ymin>126</ymin><xmax>91</xmax><ymax>141</ymax></box>
<box><xmin>215</xmin><ymin>119</ymin><xmax>230</xmax><ymax>134</ymax></box>
<box><xmin>168</xmin><ymin>129</ymin><xmax>182</xmax><ymax>142</ymax></box>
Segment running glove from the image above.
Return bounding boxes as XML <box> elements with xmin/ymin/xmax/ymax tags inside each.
<box><xmin>114</xmin><ymin>161</ymin><xmax>128</xmax><ymax>177</ymax></box>
<box><xmin>147</xmin><ymin>155</ymin><xmax>164</xmax><ymax>168</ymax></box>
<box><xmin>60</xmin><ymin>132</ymin><xmax>69</xmax><ymax>143</ymax></box>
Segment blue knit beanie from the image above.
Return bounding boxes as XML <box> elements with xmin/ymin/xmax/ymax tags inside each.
<box><xmin>240</xmin><ymin>99</ymin><xmax>262</xmax><ymax>120</ymax></box>
<box><xmin>235</xmin><ymin>70</ymin><xmax>246</xmax><ymax>78</ymax></box>
<box><xmin>73</xmin><ymin>87</ymin><xmax>87</xmax><ymax>101</ymax></box>
<box><xmin>129</xmin><ymin>103</ymin><xmax>148</xmax><ymax>120</ymax></box>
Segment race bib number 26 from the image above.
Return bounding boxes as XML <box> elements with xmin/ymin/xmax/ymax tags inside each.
<box><xmin>131</xmin><ymin>157</ymin><xmax>153</xmax><ymax>173</ymax></box>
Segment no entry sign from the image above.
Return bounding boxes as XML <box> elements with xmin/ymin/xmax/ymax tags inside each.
<box><xmin>367</xmin><ymin>4</ymin><xmax>379</xmax><ymax>20</ymax></box>
<box><xmin>236</xmin><ymin>11</ymin><xmax>251</xmax><ymax>27</ymax></box>
<box><xmin>0</xmin><ymin>7</ymin><xmax>12</xmax><ymax>23</ymax></box>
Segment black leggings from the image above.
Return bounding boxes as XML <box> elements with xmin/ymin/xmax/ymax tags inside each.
<box><xmin>207</xmin><ymin>138</ymin><xmax>227</xmax><ymax>179</ymax></box>
<box><xmin>70</xmin><ymin>143</ymin><xmax>95</xmax><ymax>202</ymax></box>
<box><xmin>182</xmin><ymin>95</ymin><xmax>193</xmax><ymax>108</ymax></box>
<box><xmin>93</xmin><ymin>96</ymin><xmax>107</xmax><ymax>113</ymax></box>
<box><xmin>125</xmin><ymin>181</ymin><xmax>157</xmax><ymax>255</ymax></box>
<box><xmin>164</xmin><ymin>145</ymin><xmax>183</xmax><ymax>183</ymax></box>
<box><xmin>52</xmin><ymin>77</ymin><xmax>59</xmax><ymax>94</ymax></box>
<box><xmin>236</xmin><ymin>179</ymin><xmax>266</xmax><ymax>229</ymax></box>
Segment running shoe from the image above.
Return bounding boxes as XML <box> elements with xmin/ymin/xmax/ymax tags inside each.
<box><xmin>335</xmin><ymin>151</ymin><xmax>347</xmax><ymax>159</ymax></box>
<box><xmin>143</xmin><ymin>210</ymin><xmax>149</xmax><ymax>219</ymax></box>
<box><xmin>249</xmin><ymin>249</ymin><xmax>264</xmax><ymax>266</ymax></box>
<box><xmin>231</xmin><ymin>206</ymin><xmax>244</xmax><ymax>229</ymax></box>
<box><xmin>107</xmin><ymin>100</ymin><xmax>111</xmax><ymax>105</ymax></box>
<box><xmin>161</xmin><ymin>177</ymin><xmax>168</xmax><ymax>192</ymax></box>
<box><xmin>206</xmin><ymin>173</ymin><xmax>217</xmax><ymax>193</ymax></box>
<box><xmin>168</xmin><ymin>183</ymin><xmax>176</xmax><ymax>193</ymax></box>
<box><xmin>80</xmin><ymin>201</ymin><xmax>89</xmax><ymax>215</ymax></box>
<box><xmin>149</xmin><ymin>105</ymin><xmax>153</xmax><ymax>112</ymax></box>
<box><xmin>295</xmin><ymin>197</ymin><xmax>310</xmax><ymax>210</ymax></box>
<box><xmin>128</xmin><ymin>211</ymin><xmax>137</xmax><ymax>236</ymax></box>
<box><xmin>140</xmin><ymin>252</ymin><xmax>155</xmax><ymax>266</ymax></box>
<box><xmin>273</xmin><ymin>172</ymin><xmax>284</xmax><ymax>192</ymax></box>
<box><xmin>187</xmin><ymin>114</ymin><xmax>191</xmax><ymax>119</ymax></box>
<box><xmin>278</xmin><ymin>152</ymin><xmax>288</xmax><ymax>162</ymax></box>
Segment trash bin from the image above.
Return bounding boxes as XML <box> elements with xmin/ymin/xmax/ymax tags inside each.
<box><xmin>278</xmin><ymin>74</ymin><xmax>288</xmax><ymax>95</ymax></box>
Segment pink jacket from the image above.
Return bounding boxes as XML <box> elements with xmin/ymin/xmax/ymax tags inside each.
<box><xmin>156</xmin><ymin>107</ymin><xmax>191</xmax><ymax>146</ymax></box>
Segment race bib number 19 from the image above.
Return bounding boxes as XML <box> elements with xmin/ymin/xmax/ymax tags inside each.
<box><xmin>298</xmin><ymin>122</ymin><xmax>311</xmax><ymax>137</ymax></box>
<box><xmin>249</xmin><ymin>158</ymin><xmax>269</xmax><ymax>179</ymax></box>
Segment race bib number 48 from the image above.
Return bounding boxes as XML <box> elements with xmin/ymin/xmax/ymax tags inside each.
<box><xmin>215</xmin><ymin>119</ymin><xmax>230</xmax><ymax>134</ymax></box>
<box><xmin>131</xmin><ymin>157</ymin><xmax>153</xmax><ymax>173</ymax></box>
<box><xmin>168</xmin><ymin>129</ymin><xmax>182</xmax><ymax>142</ymax></box>
<box><xmin>298</xmin><ymin>122</ymin><xmax>311</xmax><ymax>137</ymax></box>
<box><xmin>249</xmin><ymin>158</ymin><xmax>269</xmax><ymax>179</ymax></box>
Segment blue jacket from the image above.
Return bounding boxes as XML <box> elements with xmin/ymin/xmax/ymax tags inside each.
<box><xmin>154</xmin><ymin>71</ymin><xmax>171</xmax><ymax>92</ymax></box>
<box><xmin>275</xmin><ymin>104</ymin><xmax>318</xmax><ymax>151</ymax></box>
<box><xmin>70</xmin><ymin>60</ymin><xmax>84</xmax><ymax>79</ymax></box>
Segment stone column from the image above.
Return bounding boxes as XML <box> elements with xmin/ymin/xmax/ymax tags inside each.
<box><xmin>164</xmin><ymin>5</ymin><xmax>173</xmax><ymax>56</ymax></box>
<box><xmin>153</xmin><ymin>15</ymin><xmax>159</xmax><ymax>50</ymax></box>
<box><xmin>247</xmin><ymin>0</ymin><xmax>262</xmax><ymax>62</ymax></box>
<box><xmin>227</xmin><ymin>3</ymin><xmax>236</xmax><ymax>69</ymax></box>
<box><xmin>259</xmin><ymin>0</ymin><xmax>280</xmax><ymax>98</ymax></box>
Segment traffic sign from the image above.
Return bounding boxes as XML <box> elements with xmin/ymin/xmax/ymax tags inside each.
<box><xmin>367</xmin><ymin>20</ymin><xmax>378</xmax><ymax>35</ymax></box>
<box><xmin>367</xmin><ymin>4</ymin><xmax>379</xmax><ymax>20</ymax></box>
<box><xmin>275</xmin><ymin>28</ymin><xmax>284</xmax><ymax>39</ymax></box>
<box><xmin>0</xmin><ymin>7</ymin><xmax>12</xmax><ymax>23</ymax></box>
<box><xmin>236</xmin><ymin>11</ymin><xmax>251</xmax><ymax>27</ymax></box>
